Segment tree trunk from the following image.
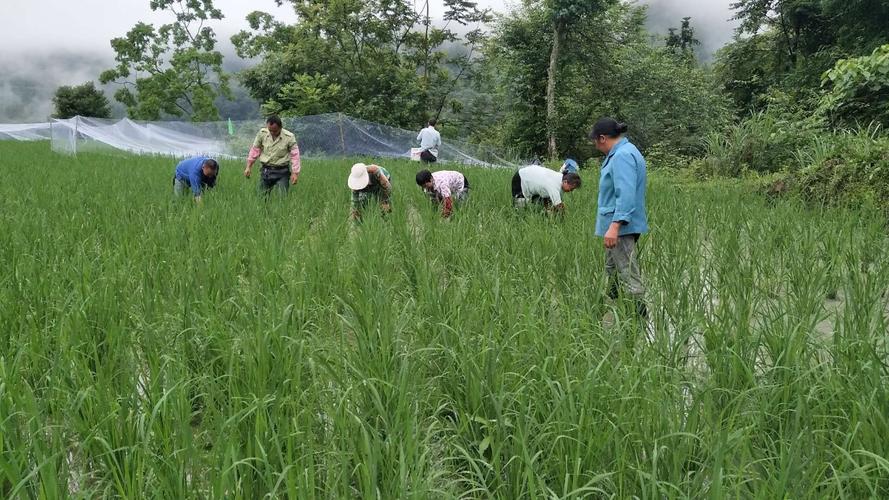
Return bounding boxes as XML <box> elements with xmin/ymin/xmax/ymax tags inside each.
<box><xmin>546</xmin><ymin>21</ymin><xmax>564</xmax><ymax>159</ymax></box>
<box><xmin>423</xmin><ymin>0</ymin><xmax>431</xmax><ymax>99</ymax></box>
<box><xmin>778</xmin><ymin>10</ymin><xmax>796</xmax><ymax>66</ymax></box>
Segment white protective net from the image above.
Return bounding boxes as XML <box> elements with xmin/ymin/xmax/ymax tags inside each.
<box><xmin>47</xmin><ymin>114</ymin><xmax>517</xmax><ymax>167</ymax></box>
<box><xmin>0</xmin><ymin>122</ymin><xmax>52</xmax><ymax>140</ymax></box>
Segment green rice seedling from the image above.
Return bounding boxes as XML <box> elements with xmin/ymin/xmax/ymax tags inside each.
<box><xmin>0</xmin><ymin>141</ymin><xmax>887</xmax><ymax>498</ymax></box>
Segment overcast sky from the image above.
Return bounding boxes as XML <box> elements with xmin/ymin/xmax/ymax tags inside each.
<box><xmin>0</xmin><ymin>0</ymin><xmax>508</xmax><ymax>56</ymax></box>
<box><xmin>0</xmin><ymin>0</ymin><xmax>736</xmax><ymax>56</ymax></box>
<box><xmin>0</xmin><ymin>0</ymin><xmax>737</xmax><ymax>122</ymax></box>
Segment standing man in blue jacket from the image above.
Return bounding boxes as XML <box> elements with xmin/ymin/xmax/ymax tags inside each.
<box><xmin>173</xmin><ymin>156</ymin><xmax>219</xmax><ymax>203</ymax></box>
<box><xmin>591</xmin><ymin>118</ymin><xmax>648</xmax><ymax>320</ymax></box>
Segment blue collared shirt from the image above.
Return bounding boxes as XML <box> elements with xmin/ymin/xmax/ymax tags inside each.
<box><xmin>595</xmin><ymin>137</ymin><xmax>648</xmax><ymax>236</ymax></box>
<box><xmin>174</xmin><ymin>156</ymin><xmax>216</xmax><ymax>197</ymax></box>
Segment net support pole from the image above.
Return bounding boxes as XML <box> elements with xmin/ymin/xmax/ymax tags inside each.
<box><xmin>73</xmin><ymin>116</ymin><xmax>79</xmax><ymax>155</ymax></box>
<box><xmin>338</xmin><ymin>112</ymin><xmax>346</xmax><ymax>155</ymax></box>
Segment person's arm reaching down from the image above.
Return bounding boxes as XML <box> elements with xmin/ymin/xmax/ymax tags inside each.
<box><xmin>369</xmin><ymin>165</ymin><xmax>392</xmax><ymax>212</ymax></box>
<box><xmin>289</xmin><ymin>142</ymin><xmax>301</xmax><ymax>185</ymax></box>
<box><xmin>245</xmin><ymin>132</ymin><xmax>263</xmax><ymax>178</ymax></box>
<box><xmin>438</xmin><ymin>180</ymin><xmax>452</xmax><ymax>217</ymax></box>
<box><xmin>188</xmin><ymin>169</ymin><xmax>203</xmax><ymax>202</ymax></box>
<box><xmin>350</xmin><ymin>189</ymin><xmax>361</xmax><ymax>220</ymax></box>
<box><xmin>442</xmin><ymin>197</ymin><xmax>453</xmax><ymax>217</ymax></box>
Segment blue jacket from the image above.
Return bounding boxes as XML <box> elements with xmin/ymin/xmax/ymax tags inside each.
<box><xmin>595</xmin><ymin>138</ymin><xmax>648</xmax><ymax>236</ymax></box>
<box><xmin>174</xmin><ymin>156</ymin><xmax>216</xmax><ymax>197</ymax></box>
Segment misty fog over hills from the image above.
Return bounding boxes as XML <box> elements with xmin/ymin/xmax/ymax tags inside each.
<box><xmin>0</xmin><ymin>0</ymin><xmax>737</xmax><ymax>123</ymax></box>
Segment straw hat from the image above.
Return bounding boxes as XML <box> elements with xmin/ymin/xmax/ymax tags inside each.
<box><xmin>348</xmin><ymin>163</ymin><xmax>370</xmax><ymax>190</ymax></box>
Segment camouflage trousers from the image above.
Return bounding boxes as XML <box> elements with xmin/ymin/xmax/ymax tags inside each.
<box><xmin>606</xmin><ymin>234</ymin><xmax>647</xmax><ymax>318</ymax></box>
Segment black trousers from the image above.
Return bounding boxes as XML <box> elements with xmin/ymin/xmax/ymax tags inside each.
<box><xmin>260</xmin><ymin>165</ymin><xmax>289</xmax><ymax>193</ymax></box>
<box><xmin>511</xmin><ymin>171</ymin><xmax>522</xmax><ymax>198</ymax></box>
<box><xmin>511</xmin><ymin>171</ymin><xmax>548</xmax><ymax>206</ymax></box>
<box><xmin>420</xmin><ymin>150</ymin><xmax>437</xmax><ymax>163</ymax></box>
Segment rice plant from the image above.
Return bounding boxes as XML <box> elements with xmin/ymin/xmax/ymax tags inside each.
<box><xmin>0</xmin><ymin>141</ymin><xmax>887</xmax><ymax>498</ymax></box>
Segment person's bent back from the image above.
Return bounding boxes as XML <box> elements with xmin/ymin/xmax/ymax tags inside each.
<box><xmin>173</xmin><ymin>157</ymin><xmax>219</xmax><ymax>203</ymax></box>
<box><xmin>416</xmin><ymin>169</ymin><xmax>469</xmax><ymax>218</ymax></box>
<box><xmin>511</xmin><ymin>165</ymin><xmax>581</xmax><ymax>214</ymax></box>
<box><xmin>348</xmin><ymin>163</ymin><xmax>393</xmax><ymax>221</ymax></box>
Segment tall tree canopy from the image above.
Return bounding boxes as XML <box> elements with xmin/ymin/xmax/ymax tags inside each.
<box><xmin>231</xmin><ymin>0</ymin><xmax>490</xmax><ymax>129</ymax></box>
<box><xmin>719</xmin><ymin>0</ymin><xmax>889</xmax><ymax>112</ymax></box>
<box><xmin>472</xmin><ymin>2</ymin><xmax>728</xmax><ymax>162</ymax></box>
<box><xmin>530</xmin><ymin>0</ymin><xmax>616</xmax><ymax>157</ymax></box>
<box><xmin>100</xmin><ymin>0</ymin><xmax>231</xmax><ymax>121</ymax></box>
<box><xmin>52</xmin><ymin>82</ymin><xmax>112</xmax><ymax>119</ymax></box>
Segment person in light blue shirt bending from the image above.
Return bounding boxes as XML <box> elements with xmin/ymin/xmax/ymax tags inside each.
<box><xmin>173</xmin><ymin>156</ymin><xmax>219</xmax><ymax>203</ymax></box>
<box><xmin>560</xmin><ymin>158</ymin><xmax>579</xmax><ymax>174</ymax></box>
<box><xmin>591</xmin><ymin>117</ymin><xmax>648</xmax><ymax>320</ymax></box>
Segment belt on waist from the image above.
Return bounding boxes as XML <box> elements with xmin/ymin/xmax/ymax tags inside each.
<box><xmin>262</xmin><ymin>163</ymin><xmax>289</xmax><ymax>170</ymax></box>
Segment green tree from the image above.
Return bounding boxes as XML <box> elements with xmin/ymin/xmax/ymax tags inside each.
<box><xmin>713</xmin><ymin>0</ymin><xmax>888</xmax><ymax>123</ymax></box>
<box><xmin>821</xmin><ymin>44</ymin><xmax>889</xmax><ymax>127</ymax></box>
<box><xmin>665</xmin><ymin>17</ymin><xmax>700</xmax><ymax>63</ymax></box>
<box><xmin>232</xmin><ymin>0</ymin><xmax>488</xmax><ymax>127</ymax></box>
<box><xmin>732</xmin><ymin>0</ymin><xmax>888</xmax><ymax>62</ymax></box>
<box><xmin>260</xmin><ymin>74</ymin><xmax>343</xmax><ymax>117</ymax></box>
<box><xmin>723</xmin><ymin>0</ymin><xmax>888</xmax><ymax>111</ymax></box>
<box><xmin>530</xmin><ymin>0</ymin><xmax>615</xmax><ymax>158</ymax></box>
<box><xmin>422</xmin><ymin>1</ymin><xmax>492</xmax><ymax>122</ymax></box>
<box><xmin>478</xmin><ymin>2</ymin><xmax>727</xmax><ymax>162</ymax></box>
<box><xmin>99</xmin><ymin>0</ymin><xmax>231</xmax><ymax>121</ymax></box>
<box><xmin>713</xmin><ymin>33</ymin><xmax>782</xmax><ymax>112</ymax></box>
<box><xmin>477</xmin><ymin>5</ymin><xmax>553</xmax><ymax>156</ymax></box>
<box><xmin>52</xmin><ymin>82</ymin><xmax>111</xmax><ymax>119</ymax></box>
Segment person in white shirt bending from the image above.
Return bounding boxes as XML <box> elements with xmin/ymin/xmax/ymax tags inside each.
<box><xmin>416</xmin><ymin>119</ymin><xmax>442</xmax><ymax>163</ymax></box>
<box><xmin>511</xmin><ymin>165</ymin><xmax>582</xmax><ymax>214</ymax></box>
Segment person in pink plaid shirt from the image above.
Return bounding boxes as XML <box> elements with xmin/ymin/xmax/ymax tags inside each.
<box><xmin>415</xmin><ymin>169</ymin><xmax>470</xmax><ymax>218</ymax></box>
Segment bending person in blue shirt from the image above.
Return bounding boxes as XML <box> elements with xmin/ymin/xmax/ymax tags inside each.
<box><xmin>591</xmin><ymin>118</ymin><xmax>648</xmax><ymax>321</ymax></box>
<box><xmin>173</xmin><ymin>157</ymin><xmax>219</xmax><ymax>203</ymax></box>
<box><xmin>560</xmin><ymin>158</ymin><xmax>579</xmax><ymax>174</ymax></box>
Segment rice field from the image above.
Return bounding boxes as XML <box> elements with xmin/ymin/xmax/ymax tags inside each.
<box><xmin>1</xmin><ymin>141</ymin><xmax>888</xmax><ymax>498</ymax></box>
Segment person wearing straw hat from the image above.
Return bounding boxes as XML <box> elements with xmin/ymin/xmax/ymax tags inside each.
<box><xmin>348</xmin><ymin>163</ymin><xmax>392</xmax><ymax>221</ymax></box>
<box><xmin>173</xmin><ymin>156</ymin><xmax>219</xmax><ymax>203</ymax></box>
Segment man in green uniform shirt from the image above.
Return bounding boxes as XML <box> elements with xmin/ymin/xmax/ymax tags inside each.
<box><xmin>244</xmin><ymin>116</ymin><xmax>302</xmax><ymax>195</ymax></box>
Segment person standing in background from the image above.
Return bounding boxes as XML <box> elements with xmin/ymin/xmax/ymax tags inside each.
<box><xmin>416</xmin><ymin>119</ymin><xmax>442</xmax><ymax>164</ymax></box>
